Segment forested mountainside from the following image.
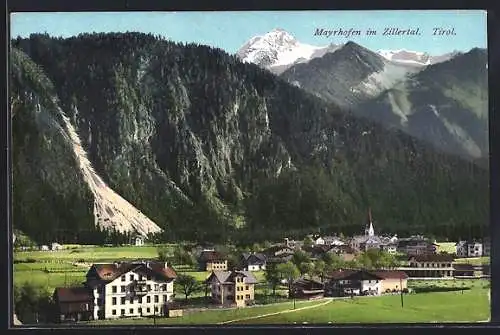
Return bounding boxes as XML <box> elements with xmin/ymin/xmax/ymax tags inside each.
<box><xmin>10</xmin><ymin>33</ymin><xmax>489</xmax><ymax>245</ymax></box>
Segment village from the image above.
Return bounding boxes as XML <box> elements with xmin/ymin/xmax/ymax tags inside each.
<box><xmin>32</xmin><ymin>210</ymin><xmax>490</xmax><ymax>324</ymax></box>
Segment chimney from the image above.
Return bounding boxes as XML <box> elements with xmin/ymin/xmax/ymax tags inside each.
<box><xmin>164</xmin><ymin>261</ymin><xmax>168</xmax><ymax>269</ymax></box>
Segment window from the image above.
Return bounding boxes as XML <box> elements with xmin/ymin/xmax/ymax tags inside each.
<box><xmin>112</xmin><ymin>310</ymin><xmax>116</xmax><ymax>315</ymax></box>
<box><xmin>154</xmin><ymin>295</ymin><xmax>159</xmax><ymax>303</ymax></box>
<box><xmin>147</xmin><ymin>296</ymin><xmax>151</xmax><ymax>303</ymax></box>
<box><xmin>154</xmin><ymin>284</ymin><xmax>159</xmax><ymax>291</ymax></box>
<box><xmin>139</xmin><ymin>275</ymin><xmax>143</xmax><ymax>281</ymax></box>
<box><xmin>112</xmin><ymin>286</ymin><xmax>117</xmax><ymax>293</ymax></box>
<box><xmin>130</xmin><ymin>274</ymin><xmax>134</xmax><ymax>281</ymax></box>
<box><xmin>112</xmin><ymin>297</ymin><xmax>117</xmax><ymax>305</ymax></box>
<box><xmin>121</xmin><ymin>297</ymin><xmax>126</xmax><ymax>305</ymax></box>
<box><xmin>164</xmin><ymin>295</ymin><xmax>168</xmax><ymax>302</ymax></box>
<box><xmin>147</xmin><ymin>285</ymin><xmax>151</xmax><ymax>291</ymax></box>
<box><xmin>121</xmin><ymin>286</ymin><xmax>126</xmax><ymax>293</ymax></box>
<box><xmin>121</xmin><ymin>275</ymin><xmax>126</xmax><ymax>282</ymax></box>
<box><xmin>129</xmin><ymin>297</ymin><xmax>133</xmax><ymax>304</ymax></box>
<box><xmin>147</xmin><ymin>307</ymin><xmax>151</xmax><ymax>313</ymax></box>
<box><xmin>161</xmin><ymin>284</ymin><xmax>167</xmax><ymax>291</ymax></box>
<box><xmin>245</xmin><ymin>294</ymin><xmax>250</xmax><ymax>299</ymax></box>
<box><xmin>245</xmin><ymin>285</ymin><xmax>249</xmax><ymax>290</ymax></box>
<box><xmin>155</xmin><ymin>306</ymin><xmax>158</xmax><ymax>312</ymax></box>
<box><xmin>121</xmin><ymin>309</ymin><xmax>125</xmax><ymax>316</ymax></box>
<box><xmin>147</xmin><ymin>275</ymin><xmax>151</xmax><ymax>280</ymax></box>
<box><xmin>138</xmin><ymin>297</ymin><xmax>142</xmax><ymax>303</ymax></box>
<box><xmin>138</xmin><ymin>307</ymin><xmax>142</xmax><ymax>315</ymax></box>
<box><xmin>129</xmin><ymin>308</ymin><xmax>134</xmax><ymax>314</ymax></box>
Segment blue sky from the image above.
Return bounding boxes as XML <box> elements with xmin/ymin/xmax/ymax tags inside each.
<box><xmin>10</xmin><ymin>10</ymin><xmax>487</xmax><ymax>55</ymax></box>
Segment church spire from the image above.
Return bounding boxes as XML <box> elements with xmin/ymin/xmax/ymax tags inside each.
<box><xmin>365</xmin><ymin>208</ymin><xmax>375</xmax><ymax>237</ymax></box>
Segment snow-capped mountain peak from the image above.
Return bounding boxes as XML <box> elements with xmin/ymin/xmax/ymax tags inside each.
<box><xmin>237</xmin><ymin>28</ymin><xmax>336</xmax><ymax>73</ymax></box>
<box><xmin>377</xmin><ymin>49</ymin><xmax>431</xmax><ymax>65</ymax></box>
<box><xmin>237</xmin><ymin>29</ymin><xmax>459</xmax><ymax>73</ymax></box>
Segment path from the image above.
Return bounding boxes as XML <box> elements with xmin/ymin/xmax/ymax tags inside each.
<box><xmin>218</xmin><ymin>298</ymin><xmax>333</xmax><ymax>325</ymax></box>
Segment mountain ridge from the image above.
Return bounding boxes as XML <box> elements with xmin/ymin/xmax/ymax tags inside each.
<box><xmin>10</xmin><ymin>32</ymin><xmax>489</xmax><ymax>244</ymax></box>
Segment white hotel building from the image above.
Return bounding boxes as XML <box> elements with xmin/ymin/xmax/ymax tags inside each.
<box><xmin>85</xmin><ymin>261</ymin><xmax>176</xmax><ymax>320</ymax></box>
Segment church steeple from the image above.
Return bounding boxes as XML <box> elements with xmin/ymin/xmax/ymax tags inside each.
<box><xmin>365</xmin><ymin>208</ymin><xmax>375</xmax><ymax>237</ymax></box>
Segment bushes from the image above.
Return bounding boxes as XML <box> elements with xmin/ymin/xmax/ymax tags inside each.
<box><xmin>14</xmin><ymin>281</ymin><xmax>55</xmax><ymax>324</ymax></box>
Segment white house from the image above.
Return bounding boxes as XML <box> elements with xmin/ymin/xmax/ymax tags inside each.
<box><xmin>321</xmin><ymin>236</ymin><xmax>345</xmax><ymax>246</ymax></box>
<box><xmin>85</xmin><ymin>261</ymin><xmax>177</xmax><ymax>320</ymax></box>
<box><xmin>40</xmin><ymin>245</ymin><xmax>50</xmax><ymax>251</ymax></box>
<box><xmin>134</xmin><ymin>236</ymin><xmax>145</xmax><ymax>247</ymax></box>
<box><xmin>51</xmin><ymin>242</ymin><xmax>63</xmax><ymax>251</ymax></box>
<box><xmin>467</xmin><ymin>241</ymin><xmax>483</xmax><ymax>257</ymax></box>
<box><xmin>314</xmin><ymin>237</ymin><xmax>325</xmax><ymax>245</ymax></box>
<box><xmin>456</xmin><ymin>241</ymin><xmax>483</xmax><ymax>258</ymax></box>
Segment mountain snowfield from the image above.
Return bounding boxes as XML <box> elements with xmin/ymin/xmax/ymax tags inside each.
<box><xmin>59</xmin><ymin>105</ymin><xmax>162</xmax><ymax>236</ymax></box>
<box><xmin>237</xmin><ymin>28</ymin><xmax>456</xmax><ymax>73</ymax></box>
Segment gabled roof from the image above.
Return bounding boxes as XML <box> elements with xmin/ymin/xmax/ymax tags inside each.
<box><xmin>264</xmin><ymin>245</ymin><xmax>294</xmax><ymax>255</ymax></box>
<box><xmin>206</xmin><ymin>270</ymin><xmax>258</xmax><ymax>284</ymax></box>
<box><xmin>199</xmin><ymin>250</ymin><xmax>226</xmax><ymax>262</ymax></box>
<box><xmin>371</xmin><ymin>270</ymin><xmax>408</xmax><ymax>280</ymax></box>
<box><xmin>292</xmin><ymin>278</ymin><xmax>324</xmax><ymax>290</ymax></box>
<box><xmin>327</xmin><ymin>269</ymin><xmax>383</xmax><ymax>281</ymax></box>
<box><xmin>87</xmin><ymin>261</ymin><xmax>177</xmax><ymax>282</ymax></box>
<box><xmin>54</xmin><ymin>287</ymin><xmax>92</xmax><ymax>303</ymax></box>
<box><xmin>242</xmin><ymin>252</ymin><xmax>267</xmax><ymax>264</ymax></box>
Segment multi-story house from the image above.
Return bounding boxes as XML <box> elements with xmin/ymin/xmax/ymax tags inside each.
<box><xmin>397</xmin><ymin>237</ymin><xmax>437</xmax><ymax>256</ymax></box>
<box><xmin>85</xmin><ymin>261</ymin><xmax>176</xmax><ymax>320</ymax></box>
<box><xmin>456</xmin><ymin>240</ymin><xmax>484</xmax><ymax>258</ymax></box>
<box><xmin>401</xmin><ymin>254</ymin><xmax>455</xmax><ymax>278</ymax></box>
<box><xmin>205</xmin><ymin>270</ymin><xmax>258</xmax><ymax>307</ymax></box>
<box><xmin>198</xmin><ymin>250</ymin><xmax>228</xmax><ymax>271</ymax></box>
<box><xmin>241</xmin><ymin>252</ymin><xmax>267</xmax><ymax>271</ymax></box>
<box><xmin>325</xmin><ymin>269</ymin><xmax>408</xmax><ymax>297</ymax></box>
<box><xmin>483</xmin><ymin>238</ymin><xmax>490</xmax><ymax>256</ymax></box>
<box><xmin>53</xmin><ymin>287</ymin><xmax>93</xmax><ymax>322</ymax></box>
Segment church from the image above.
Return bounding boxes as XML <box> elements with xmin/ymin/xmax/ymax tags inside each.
<box><xmin>349</xmin><ymin>209</ymin><xmax>397</xmax><ymax>254</ymax></box>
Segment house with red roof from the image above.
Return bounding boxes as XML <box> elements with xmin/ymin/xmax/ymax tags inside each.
<box><xmin>53</xmin><ymin>260</ymin><xmax>177</xmax><ymax>322</ymax></box>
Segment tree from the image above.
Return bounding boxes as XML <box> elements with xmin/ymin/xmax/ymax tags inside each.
<box><xmin>292</xmin><ymin>250</ymin><xmax>310</xmax><ymax>269</ymax></box>
<box><xmin>157</xmin><ymin>247</ymin><xmax>170</xmax><ymax>262</ymax></box>
<box><xmin>175</xmin><ymin>274</ymin><xmax>201</xmax><ymax>300</ymax></box>
<box><xmin>277</xmin><ymin>261</ymin><xmax>300</xmax><ymax>297</ymax></box>
<box><xmin>264</xmin><ymin>263</ymin><xmax>281</xmax><ymax>296</ymax></box>
<box><xmin>14</xmin><ymin>282</ymin><xmax>53</xmax><ymax>323</ymax></box>
<box><xmin>303</xmin><ymin>235</ymin><xmax>314</xmax><ymax>248</ymax></box>
<box><xmin>313</xmin><ymin>260</ymin><xmax>326</xmax><ymax>282</ymax></box>
<box><xmin>298</xmin><ymin>261</ymin><xmax>315</xmax><ymax>277</ymax></box>
<box><xmin>322</xmin><ymin>253</ymin><xmax>344</xmax><ymax>271</ymax></box>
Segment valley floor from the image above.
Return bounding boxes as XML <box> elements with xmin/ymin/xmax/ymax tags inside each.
<box><xmin>83</xmin><ymin>288</ymin><xmax>489</xmax><ymax>325</ymax></box>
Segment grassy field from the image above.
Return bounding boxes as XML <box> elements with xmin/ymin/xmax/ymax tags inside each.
<box><xmin>84</xmin><ymin>285</ymin><xmax>489</xmax><ymax>325</ymax></box>
<box><xmin>454</xmin><ymin>257</ymin><xmax>490</xmax><ymax>265</ymax></box>
<box><xmin>238</xmin><ymin>289</ymin><xmax>489</xmax><ymax>324</ymax></box>
<box><xmin>86</xmin><ymin>299</ymin><xmax>323</xmax><ymax>325</ymax></box>
<box><xmin>435</xmin><ymin>242</ymin><xmax>456</xmax><ymax>254</ymax></box>
<box><xmin>14</xmin><ymin>245</ymin><xmax>167</xmax><ymax>263</ymax></box>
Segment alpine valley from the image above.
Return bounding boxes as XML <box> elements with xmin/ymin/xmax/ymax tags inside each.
<box><xmin>10</xmin><ymin>32</ymin><xmax>488</xmax><ymax>246</ymax></box>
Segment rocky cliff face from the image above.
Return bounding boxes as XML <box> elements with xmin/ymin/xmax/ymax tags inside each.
<box><xmin>10</xmin><ymin>33</ymin><xmax>489</xmax><ymax>244</ymax></box>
